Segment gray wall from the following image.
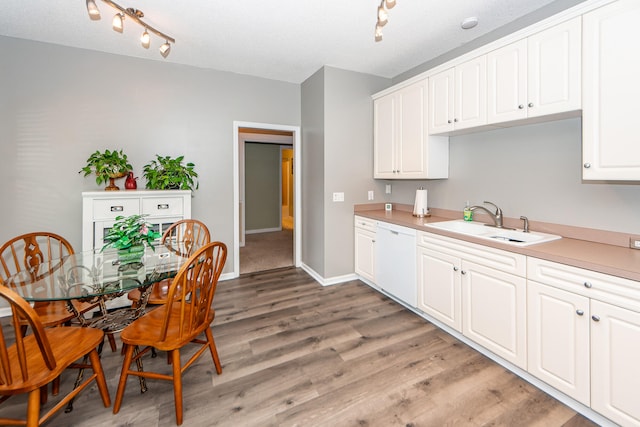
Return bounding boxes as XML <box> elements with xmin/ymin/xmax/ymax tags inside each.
<box><xmin>0</xmin><ymin>36</ymin><xmax>300</xmax><ymax>274</ymax></box>
<box><xmin>382</xmin><ymin>118</ymin><xmax>640</xmax><ymax>235</ymax></box>
<box><xmin>244</xmin><ymin>143</ymin><xmax>281</xmax><ymax>231</ymax></box>
<box><xmin>301</xmin><ymin>68</ymin><xmax>326</xmax><ymax>276</ymax></box>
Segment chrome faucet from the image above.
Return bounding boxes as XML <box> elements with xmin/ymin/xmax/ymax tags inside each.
<box><xmin>469</xmin><ymin>201</ymin><xmax>504</xmax><ymax>228</ymax></box>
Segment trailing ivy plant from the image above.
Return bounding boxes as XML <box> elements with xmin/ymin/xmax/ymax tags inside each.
<box><xmin>79</xmin><ymin>149</ymin><xmax>132</xmax><ymax>186</ymax></box>
<box><xmin>142</xmin><ymin>155</ymin><xmax>199</xmax><ymax>191</ymax></box>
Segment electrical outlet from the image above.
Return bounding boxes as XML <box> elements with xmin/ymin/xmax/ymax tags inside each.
<box><xmin>630</xmin><ymin>238</ymin><xmax>640</xmax><ymax>250</ymax></box>
<box><xmin>332</xmin><ymin>192</ymin><xmax>344</xmax><ymax>202</ymax></box>
<box><xmin>385</xmin><ymin>184</ymin><xmax>392</xmax><ymax>194</ymax></box>
<box><xmin>367</xmin><ymin>190</ymin><xmax>374</xmax><ymax>200</ymax></box>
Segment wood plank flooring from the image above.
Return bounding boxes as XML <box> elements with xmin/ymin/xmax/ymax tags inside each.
<box><xmin>1</xmin><ymin>268</ymin><xmax>598</xmax><ymax>426</ymax></box>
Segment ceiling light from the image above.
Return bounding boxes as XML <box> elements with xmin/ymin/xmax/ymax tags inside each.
<box><xmin>375</xmin><ymin>0</ymin><xmax>396</xmax><ymax>41</ymax></box>
<box><xmin>375</xmin><ymin>24</ymin><xmax>383</xmax><ymax>42</ymax></box>
<box><xmin>86</xmin><ymin>0</ymin><xmax>101</xmax><ymax>20</ymax></box>
<box><xmin>377</xmin><ymin>4</ymin><xmax>388</xmax><ymax>26</ymax></box>
<box><xmin>461</xmin><ymin>17</ymin><xmax>479</xmax><ymax>30</ymax></box>
<box><xmin>112</xmin><ymin>13</ymin><xmax>124</xmax><ymax>33</ymax></box>
<box><xmin>141</xmin><ymin>29</ymin><xmax>150</xmax><ymax>48</ymax></box>
<box><xmin>86</xmin><ymin>0</ymin><xmax>175</xmax><ymax>59</ymax></box>
<box><xmin>160</xmin><ymin>41</ymin><xmax>171</xmax><ymax>58</ymax></box>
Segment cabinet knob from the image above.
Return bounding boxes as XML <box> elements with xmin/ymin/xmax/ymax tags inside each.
<box><xmin>528</xmin><ymin>102</ymin><xmax>534</xmax><ymax>108</ymax></box>
<box><xmin>518</xmin><ymin>104</ymin><xmax>524</xmax><ymax>109</ymax></box>
<box><xmin>453</xmin><ymin>266</ymin><xmax>459</xmax><ymax>272</ymax></box>
<box><xmin>583</xmin><ymin>163</ymin><xmax>591</xmax><ymax>169</ymax></box>
<box><xmin>447</xmin><ymin>119</ymin><xmax>452</xmax><ymax>124</ymax></box>
<box><xmin>576</xmin><ymin>309</ymin><xmax>584</xmax><ymax>316</ymax></box>
<box><xmin>461</xmin><ymin>270</ymin><xmax>467</xmax><ymax>275</ymax></box>
<box><xmin>454</xmin><ymin>118</ymin><xmax>458</xmax><ymax>123</ymax></box>
<box><xmin>584</xmin><ymin>282</ymin><xmax>593</xmax><ymax>289</ymax></box>
<box><xmin>592</xmin><ymin>315</ymin><xmax>601</xmax><ymax>322</ymax></box>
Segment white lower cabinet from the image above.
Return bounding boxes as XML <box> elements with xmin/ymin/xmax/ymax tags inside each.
<box><xmin>528</xmin><ymin>257</ymin><xmax>640</xmax><ymax>427</ymax></box>
<box><xmin>591</xmin><ymin>300</ymin><xmax>640</xmax><ymax>427</ymax></box>
<box><xmin>417</xmin><ymin>231</ymin><xmax>527</xmax><ymax>368</ymax></box>
<box><xmin>354</xmin><ymin>216</ymin><xmax>376</xmax><ymax>283</ymax></box>
<box><xmin>527</xmin><ymin>280</ymin><xmax>590</xmax><ymax>406</ymax></box>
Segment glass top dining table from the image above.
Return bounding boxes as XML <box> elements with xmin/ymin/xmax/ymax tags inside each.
<box><xmin>4</xmin><ymin>243</ymin><xmax>192</xmax><ymax>303</ymax></box>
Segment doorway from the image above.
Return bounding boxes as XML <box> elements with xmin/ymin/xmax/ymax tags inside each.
<box><xmin>233</xmin><ymin>122</ymin><xmax>301</xmax><ymax>277</ymax></box>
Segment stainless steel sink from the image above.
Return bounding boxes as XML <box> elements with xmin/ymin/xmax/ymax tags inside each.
<box><xmin>424</xmin><ymin>220</ymin><xmax>561</xmax><ymax>247</ymax></box>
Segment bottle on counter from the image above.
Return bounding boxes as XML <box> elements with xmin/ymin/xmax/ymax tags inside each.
<box><xmin>463</xmin><ymin>201</ymin><xmax>473</xmax><ymax>221</ymax></box>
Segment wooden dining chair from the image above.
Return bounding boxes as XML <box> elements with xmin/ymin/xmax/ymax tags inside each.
<box><xmin>127</xmin><ymin>219</ymin><xmax>211</xmax><ymax>307</ymax></box>
<box><xmin>0</xmin><ymin>232</ymin><xmax>100</xmax><ymax>333</ymax></box>
<box><xmin>0</xmin><ymin>283</ymin><xmax>111</xmax><ymax>427</ymax></box>
<box><xmin>113</xmin><ymin>241</ymin><xmax>227</xmax><ymax>426</ymax></box>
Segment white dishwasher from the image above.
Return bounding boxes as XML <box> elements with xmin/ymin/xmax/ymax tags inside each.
<box><xmin>375</xmin><ymin>221</ymin><xmax>417</xmax><ymax>306</ymax></box>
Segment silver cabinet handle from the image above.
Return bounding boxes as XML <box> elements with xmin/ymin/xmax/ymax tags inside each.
<box><xmin>584</xmin><ymin>282</ymin><xmax>593</xmax><ymax>289</ymax></box>
<box><xmin>453</xmin><ymin>266</ymin><xmax>459</xmax><ymax>272</ymax></box>
<box><xmin>592</xmin><ymin>315</ymin><xmax>600</xmax><ymax>322</ymax></box>
<box><xmin>528</xmin><ymin>102</ymin><xmax>534</xmax><ymax>108</ymax></box>
<box><xmin>157</xmin><ymin>204</ymin><xmax>169</xmax><ymax>210</ymax></box>
<box><xmin>518</xmin><ymin>104</ymin><xmax>524</xmax><ymax>109</ymax></box>
<box><xmin>110</xmin><ymin>206</ymin><xmax>124</xmax><ymax>212</ymax></box>
<box><xmin>576</xmin><ymin>309</ymin><xmax>584</xmax><ymax>316</ymax></box>
<box><xmin>583</xmin><ymin>163</ymin><xmax>591</xmax><ymax>169</ymax></box>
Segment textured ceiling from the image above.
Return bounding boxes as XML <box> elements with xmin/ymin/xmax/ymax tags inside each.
<box><xmin>1</xmin><ymin>0</ymin><xmax>582</xmax><ymax>83</ymax></box>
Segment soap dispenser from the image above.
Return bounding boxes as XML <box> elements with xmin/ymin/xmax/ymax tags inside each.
<box><xmin>463</xmin><ymin>201</ymin><xmax>473</xmax><ymax>221</ymax></box>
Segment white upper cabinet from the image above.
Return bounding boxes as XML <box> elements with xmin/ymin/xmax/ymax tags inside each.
<box><xmin>374</xmin><ymin>79</ymin><xmax>449</xmax><ymax>179</ymax></box>
<box><xmin>429</xmin><ymin>57</ymin><xmax>487</xmax><ymax>134</ymax></box>
<box><xmin>488</xmin><ymin>17</ymin><xmax>581</xmax><ymax>124</ymax></box>
<box><xmin>583</xmin><ymin>0</ymin><xmax>640</xmax><ymax>181</ymax></box>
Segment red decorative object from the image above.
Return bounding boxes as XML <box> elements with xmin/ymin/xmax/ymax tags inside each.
<box><xmin>125</xmin><ymin>172</ymin><xmax>138</xmax><ymax>190</ymax></box>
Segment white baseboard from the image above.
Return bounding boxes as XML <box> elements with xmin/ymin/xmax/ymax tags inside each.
<box><xmin>299</xmin><ymin>263</ymin><xmax>358</xmax><ymax>286</ymax></box>
<box><xmin>245</xmin><ymin>227</ymin><xmax>282</xmax><ymax>234</ymax></box>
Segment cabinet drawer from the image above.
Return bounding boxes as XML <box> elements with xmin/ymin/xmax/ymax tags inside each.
<box><xmin>528</xmin><ymin>257</ymin><xmax>640</xmax><ymax>313</ymax></box>
<box><xmin>418</xmin><ymin>231</ymin><xmax>526</xmax><ymax>277</ymax></box>
<box><xmin>92</xmin><ymin>199</ymin><xmax>139</xmax><ymax>220</ymax></box>
<box><xmin>354</xmin><ymin>216</ymin><xmax>376</xmax><ymax>233</ymax></box>
<box><xmin>142</xmin><ymin>197</ymin><xmax>184</xmax><ymax>217</ymax></box>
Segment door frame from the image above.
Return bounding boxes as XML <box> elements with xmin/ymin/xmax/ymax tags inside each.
<box><xmin>233</xmin><ymin>121</ymin><xmax>301</xmax><ymax>277</ymax></box>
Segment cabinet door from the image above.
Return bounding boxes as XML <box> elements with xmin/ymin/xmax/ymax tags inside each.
<box><xmin>527</xmin><ymin>281</ymin><xmax>590</xmax><ymax>405</ymax></box>
<box><xmin>354</xmin><ymin>228</ymin><xmax>376</xmax><ymax>283</ymax></box>
<box><xmin>591</xmin><ymin>300</ymin><xmax>640</xmax><ymax>426</ymax></box>
<box><xmin>487</xmin><ymin>39</ymin><xmax>528</xmax><ymax>124</ymax></box>
<box><xmin>373</xmin><ymin>93</ymin><xmax>396</xmax><ymax>178</ymax></box>
<box><xmin>428</xmin><ymin>68</ymin><xmax>455</xmax><ymax>134</ymax></box>
<box><xmin>417</xmin><ymin>246</ymin><xmax>461</xmax><ymax>332</ymax></box>
<box><xmin>462</xmin><ymin>260</ymin><xmax>527</xmax><ymax>368</ymax></box>
<box><xmin>396</xmin><ymin>80</ymin><xmax>428</xmax><ymax>178</ymax></box>
<box><xmin>583</xmin><ymin>0</ymin><xmax>640</xmax><ymax>181</ymax></box>
<box><xmin>455</xmin><ymin>56</ymin><xmax>487</xmax><ymax>130</ymax></box>
<box><xmin>527</xmin><ymin>17</ymin><xmax>581</xmax><ymax>118</ymax></box>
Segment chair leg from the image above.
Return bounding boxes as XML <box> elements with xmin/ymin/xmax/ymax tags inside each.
<box><xmin>88</xmin><ymin>349</ymin><xmax>111</xmax><ymax>408</ymax></box>
<box><xmin>204</xmin><ymin>328</ymin><xmax>222</xmax><ymax>374</ymax></box>
<box><xmin>26</xmin><ymin>388</ymin><xmax>40</xmax><ymax>427</ymax></box>
<box><xmin>39</xmin><ymin>384</ymin><xmax>48</xmax><ymax>405</ymax></box>
<box><xmin>52</xmin><ymin>376</ymin><xmax>60</xmax><ymax>395</ymax></box>
<box><xmin>107</xmin><ymin>333</ymin><xmax>118</xmax><ymax>352</ymax></box>
<box><xmin>113</xmin><ymin>344</ymin><xmax>135</xmax><ymax>414</ymax></box>
<box><xmin>171</xmin><ymin>349</ymin><xmax>183</xmax><ymax>426</ymax></box>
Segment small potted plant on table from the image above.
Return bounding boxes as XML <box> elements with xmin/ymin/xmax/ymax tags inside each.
<box><xmin>79</xmin><ymin>149</ymin><xmax>133</xmax><ymax>191</ymax></box>
<box><xmin>102</xmin><ymin>214</ymin><xmax>161</xmax><ymax>267</ymax></box>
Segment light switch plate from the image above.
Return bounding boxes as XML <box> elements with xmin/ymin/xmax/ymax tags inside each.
<box><xmin>367</xmin><ymin>190</ymin><xmax>374</xmax><ymax>200</ymax></box>
<box><xmin>332</xmin><ymin>192</ymin><xmax>344</xmax><ymax>202</ymax></box>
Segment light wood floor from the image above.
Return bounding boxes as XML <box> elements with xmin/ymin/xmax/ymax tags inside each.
<box><xmin>2</xmin><ymin>268</ymin><xmax>598</xmax><ymax>426</ymax></box>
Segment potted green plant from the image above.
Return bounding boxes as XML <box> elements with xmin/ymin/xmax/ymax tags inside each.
<box><xmin>102</xmin><ymin>214</ymin><xmax>162</xmax><ymax>265</ymax></box>
<box><xmin>142</xmin><ymin>155</ymin><xmax>199</xmax><ymax>191</ymax></box>
<box><xmin>79</xmin><ymin>149</ymin><xmax>133</xmax><ymax>191</ymax></box>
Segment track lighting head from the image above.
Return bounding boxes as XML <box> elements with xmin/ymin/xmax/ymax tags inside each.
<box><xmin>112</xmin><ymin>13</ymin><xmax>124</xmax><ymax>33</ymax></box>
<box><xmin>385</xmin><ymin>0</ymin><xmax>396</xmax><ymax>9</ymax></box>
<box><xmin>141</xmin><ymin>29</ymin><xmax>151</xmax><ymax>48</ymax></box>
<box><xmin>375</xmin><ymin>24</ymin><xmax>383</xmax><ymax>42</ymax></box>
<box><xmin>374</xmin><ymin>0</ymin><xmax>397</xmax><ymax>41</ymax></box>
<box><xmin>159</xmin><ymin>41</ymin><xmax>171</xmax><ymax>58</ymax></box>
<box><xmin>86</xmin><ymin>0</ymin><xmax>101</xmax><ymax>20</ymax></box>
<box><xmin>87</xmin><ymin>0</ymin><xmax>175</xmax><ymax>58</ymax></box>
<box><xmin>377</xmin><ymin>5</ymin><xmax>388</xmax><ymax>26</ymax></box>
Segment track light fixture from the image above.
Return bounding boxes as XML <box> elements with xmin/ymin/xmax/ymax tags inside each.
<box><xmin>374</xmin><ymin>0</ymin><xmax>397</xmax><ymax>42</ymax></box>
<box><xmin>85</xmin><ymin>0</ymin><xmax>175</xmax><ymax>58</ymax></box>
